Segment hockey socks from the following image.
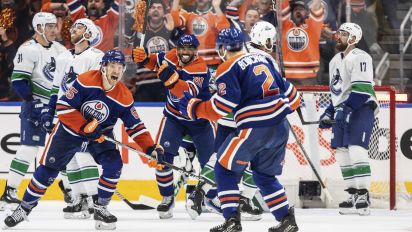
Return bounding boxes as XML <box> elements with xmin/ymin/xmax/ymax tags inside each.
<box><xmin>215</xmin><ymin>163</ymin><xmax>240</xmax><ymax>219</ymax></box>
<box><xmin>155</xmin><ymin>152</ymin><xmax>175</xmax><ymax>197</ymax></box>
<box><xmin>22</xmin><ymin>165</ymin><xmax>59</xmax><ymax>210</ymax></box>
<box><xmin>7</xmin><ymin>145</ymin><xmax>38</xmax><ymax>189</ymax></box>
<box><xmin>253</xmin><ymin>171</ymin><xmax>289</xmax><ymax>221</ymax></box>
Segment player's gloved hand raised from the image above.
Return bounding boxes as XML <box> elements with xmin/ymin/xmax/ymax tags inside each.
<box><xmin>20</xmin><ymin>99</ymin><xmax>43</xmax><ymax>126</ymax></box>
<box><xmin>146</xmin><ymin>144</ymin><xmax>165</xmax><ymax>170</ymax></box>
<box><xmin>334</xmin><ymin>104</ymin><xmax>353</xmax><ymax>129</ymax></box>
<box><xmin>40</xmin><ymin>106</ymin><xmax>54</xmax><ymax>133</ymax></box>
<box><xmin>319</xmin><ymin>104</ymin><xmax>335</xmax><ymax>129</ymax></box>
<box><xmin>80</xmin><ymin>118</ymin><xmax>104</xmax><ymax>142</ymax></box>
<box><xmin>132</xmin><ymin>47</ymin><xmax>148</xmax><ymax>64</ymax></box>
<box><xmin>179</xmin><ymin>91</ymin><xmax>201</xmax><ymax>120</ymax></box>
<box><xmin>158</xmin><ymin>61</ymin><xmax>179</xmax><ymax>88</ymax></box>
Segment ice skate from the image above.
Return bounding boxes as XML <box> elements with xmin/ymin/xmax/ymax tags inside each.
<box><xmin>204</xmin><ymin>196</ymin><xmax>222</xmax><ymax>215</ymax></box>
<box><xmin>94</xmin><ymin>202</ymin><xmax>117</xmax><ymax>230</ymax></box>
<box><xmin>339</xmin><ymin>188</ymin><xmax>358</xmax><ymax>215</ymax></box>
<box><xmin>186</xmin><ymin>186</ymin><xmax>205</xmax><ymax>220</ymax></box>
<box><xmin>58</xmin><ymin>180</ymin><xmax>73</xmax><ymax>204</ymax></box>
<box><xmin>157</xmin><ymin>196</ymin><xmax>175</xmax><ymax>219</ymax></box>
<box><xmin>355</xmin><ymin>189</ymin><xmax>370</xmax><ymax>216</ymax></box>
<box><xmin>210</xmin><ymin>213</ymin><xmax>242</xmax><ymax>232</ymax></box>
<box><xmin>0</xmin><ymin>185</ymin><xmax>21</xmax><ymax>211</ymax></box>
<box><xmin>63</xmin><ymin>194</ymin><xmax>91</xmax><ymax>219</ymax></box>
<box><xmin>268</xmin><ymin>207</ymin><xmax>299</xmax><ymax>232</ymax></box>
<box><xmin>3</xmin><ymin>204</ymin><xmax>30</xmax><ymax>229</ymax></box>
<box><xmin>239</xmin><ymin>196</ymin><xmax>262</xmax><ymax>221</ymax></box>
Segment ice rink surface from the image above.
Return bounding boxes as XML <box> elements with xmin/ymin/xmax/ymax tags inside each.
<box><xmin>1</xmin><ymin>201</ymin><xmax>412</xmax><ymax>232</ymax></box>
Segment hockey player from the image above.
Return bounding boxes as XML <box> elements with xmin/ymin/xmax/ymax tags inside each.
<box><xmin>186</xmin><ymin>21</ymin><xmax>282</xmax><ymax>221</ymax></box>
<box><xmin>0</xmin><ymin>12</ymin><xmax>67</xmax><ymax>211</ymax></box>
<box><xmin>132</xmin><ymin>34</ymin><xmax>215</xmax><ymax>219</ymax></box>
<box><xmin>4</xmin><ymin>50</ymin><xmax>163</xmax><ymax>230</ymax></box>
<box><xmin>179</xmin><ymin>27</ymin><xmax>300</xmax><ymax>232</ymax></box>
<box><xmin>45</xmin><ymin>18</ymin><xmax>104</xmax><ymax>219</ymax></box>
<box><xmin>319</xmin><ymin>22</ymin><xmax>376</xmax><ymax>216</ymax></box>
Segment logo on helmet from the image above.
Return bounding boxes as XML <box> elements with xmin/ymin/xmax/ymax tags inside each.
<box><xmin>91</xmin><ymin>25</ymin><xmax>103</xmax><ymax>47</ymax></box>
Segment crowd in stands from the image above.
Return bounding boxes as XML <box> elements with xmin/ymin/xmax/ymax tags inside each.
<box><xmin>0</xmin><ymin>0</ymin><xmax>406</xmax><ymax>102</ymax></box>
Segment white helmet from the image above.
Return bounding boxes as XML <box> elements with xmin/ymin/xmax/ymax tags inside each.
<box><xmin>71</xmin><ymin>18</ymin><xmax>100</xmax><ymax>46</ymax></box>
<box><xmin>250</xmin><ymin>21</ymin><xmax>277</xmax><ymax>52</ymax></box>
<box><xmin>338</xmin><ymin>22</ymin><xmax>362</xmax><ymax>45</ymax></box>
<box><xmin>32</xmin><ymin>12</ymin><xmax>57</xmax><ymax>34</ymax></box>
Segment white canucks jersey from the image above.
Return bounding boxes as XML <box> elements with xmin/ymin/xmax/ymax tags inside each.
<box><xmin>52</xmin><ymin>47</ymin><xmax>104</xmax><ymax>99</ymax></box>
<box><xmin>329</xmin><ymin>48</ymin><xmax>377</xmax><ymax>108</ymax></box>
<box><xmin>12</xmin><ymin>39</ymin><xmax>67</xmax><ymax>103</ymax></box>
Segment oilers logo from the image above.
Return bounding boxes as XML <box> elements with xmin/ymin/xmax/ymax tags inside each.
<box><xmin>147</xmin><ymin>36</ymin><xmax>169</xmax><ymax>53</ymax></box>
<box><xmin>81</xmin><ymin>100</ymin><xmax>109</xmax><ymax>123</ymax></box>
<box><xmin>191</xmin><ymin>17</ymin><xmax>208</xmax><ymax>36</ymax></box>
<box><xmin>62</xmin><ymin>66</ymin><xmax>78</xmax><ymax>92</ymax></box>
<box><xmin>330</xmin><ymin>68</ymin><xmax>342</xmax><ymax>96</ymax></box>
<box><xmin>42</xmin><ymin>57</ymin><xmax>56</xmax><ymax>81</ymax></box>
<box><xmin>286</xmin><ymin>28</ymin><xmax>309</xmax><ymax>51</ymax></box>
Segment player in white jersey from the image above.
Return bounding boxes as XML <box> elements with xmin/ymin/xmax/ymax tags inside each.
<box><xmin>41</xmin><ymin>18</ymin><xmax>104</xmax><ymax>219</ymax></box>
<box><xmin>319</xmin><ymin>22</ymin><xmax>377</xmax><ymax>216</ymax></box>
<box><xmin>0</xmin><ymin>12</ymin><xmax>67</xmax><ymax>211</ymax></box>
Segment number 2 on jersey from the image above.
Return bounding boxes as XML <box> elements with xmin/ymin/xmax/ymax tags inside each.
<box><xmin>253</xmin><ymin>64</ymin><xmax>279</xmax><ymax>97</ymax></box>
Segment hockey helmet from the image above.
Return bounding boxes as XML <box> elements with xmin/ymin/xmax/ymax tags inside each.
<box><xmin>32</xmin><ymin>12</ymin><xmax>57</xmax><ymax>34</ymax></box>
<box><xmin>338</xmin><ymin>22</ymin><xmax>363</xmax><ymax>45</ymax></box>
<box><xmin>216</xmin><ymin>27</ymin><xmax>244</xmax><ymax>52</ymax></box>
<box><xmin>250</xmin><ymin>21</ymin><xmax>277</xmax><ymax>52</ymax></box>
<box><xmin>177</xmin><ymin>34</ymin><xmax>199</xmax><ymax>49</ymax></box>
<box><xmin>101</xmin><ymin>50</ymin><xmax>126</xmax><ymax>66</ymax></box>
<box><xmin>71</xmin><ymin>18</ymin><xmax>100</xmax><ymax>46</ymax></box>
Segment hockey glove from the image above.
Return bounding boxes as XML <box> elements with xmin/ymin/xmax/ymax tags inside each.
<box><xmin>132</xmin><ymin>47</ymin><xmax>149</xmax><ymax>64</ymax></box>
<box><xmin>20</xmin><ymin>99</ymin><xmax>43</xmax><ymax>126</ymax></box>
<box><xmin>146</xmin><ymin>144</ymin><xmax>165</xmax><ymax>170</ymax></box>
<box><xmin>158</xmin><ymin>61</ymin><xmax>179</xmax><ymax>88</ymax></box>
<box><xmin>40</xmin><ymin>106</ymin><xmax>54</xmax><ymax>133</ymax></box>
<box><xmin>179</xmin><ymin>91</ymin><xmax>201</xmax><ymax>120</ymax></box>
<box><xmin>319</xmin><ymin>104</ymin><xmax>335</xmax><ymax>129</ymax></box>
<box><xmin>80</xmin><ymin>118</ymin><xmax>104</xmax><ymax>142</ymax></box>
<box><xmin>335</xmin><ymin>104</ymin><xmax>353</xmax><ymax>129</ymax></box>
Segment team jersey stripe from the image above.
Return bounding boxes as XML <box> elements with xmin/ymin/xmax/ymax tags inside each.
<box><xmin>11</xmin><ymin>72</ymin><xmax>31</xmax><ymax>81</ymax></box>
<box><xmin>218</xmin><ymin>129</ymin><xmax>251</xmax><ymax>170</ymax></box>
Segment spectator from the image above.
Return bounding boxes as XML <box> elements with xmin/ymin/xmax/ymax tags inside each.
<box><xmin>171</xmin><ymin>0</ymin><xmax>230</xmax><ymax>69</ymax></box>
<box><xmin>125</xmin><ymin>0</ymin><xmax>174</xmax><ymax>102</ymax></box>
<box><xmin>281</xmin><ymin>0</ymin><xmax>324</xmax><ymax>85</ymax></box>
<box><xmin>41</xmin><ymin>0</ymin><xmax>73</xmax><ymax>48</ymax></box>
<box><xmin>257</xmin><ymin>0</ymin><xmax>277</xmax><ymax>25</ymax></box>
<box><xmin>243</xmin><ymin>7</ymin><xmax>260</xmax><ymax>41</ymax></box>
<box><xmin>0</xmin><ymin>26</ymin><xmax>17</xmax><ymax>101</ymax></box>
<box><xmin>67</xmin><ymin>0</ymin><xmax>119</xmax><ymax>51</ymax></box>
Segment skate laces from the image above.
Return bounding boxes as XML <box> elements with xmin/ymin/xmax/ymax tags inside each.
<box><xmin>95</xmin><ymin>204</ymin><xmax>113</xmax><ymax>217</ymax></box>
<box><xmin>10</xmin><ymin>206</ymin><xmax>29</xmax><ymax>222</ymax></box>
<box><xmin>160</xmin><ymin>196</ymin><xmax>173</xmax><ymax>206</ymax></box>
<box><xmin>345</xmin><ymin>194</ymin><xmax>357</xmax><ymax>204</ymax></box>
<box><xmin>356</xmin><ymin>193</ymin><xmax>369</xmax><ymax>204</ymax></box>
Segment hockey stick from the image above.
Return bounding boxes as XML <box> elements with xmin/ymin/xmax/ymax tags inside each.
<box><xmin>115</xmin><ymin>190</ymin><xmax>155</xmax><ymax>210</ymax></box>
<box><xmin>286</xmin><ymin>120</ymin><xmax>333</xmax><ymax>201</ymax></box>
<box><xmin>103</xmin><ymin>136</ymin><xmax>216</xmax><ymax>187</ymax></box>
<box><xmin>296</xmin><ymin>107</ymin><xmax>336</xmax><ymax>125</ymax></box>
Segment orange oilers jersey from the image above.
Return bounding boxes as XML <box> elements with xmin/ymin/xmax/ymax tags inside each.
<box><xmin>56</xmin><ymin>70</ymin><xmax>154</xmax><ymax>152</ymax></box>
<box><xmin>171</xmin><ymin>9</ymin><xmax>230</xmax><ymax>66</ymax></box>
<box><xmin>281</xmin><ymin>8</ymin><xmax>324</xmax><ymax>79</ymax></box>
<box><xmin>67</xmin><ymin>0</ymin><xmax>119</xmax><ymax>52</ymax></box>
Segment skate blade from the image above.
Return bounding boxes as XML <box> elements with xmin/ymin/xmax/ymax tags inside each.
<box><xmin>95</xmin><ymin>220</ymin><xmax>116</xmax><ymax>230</ymax></box>
<box><xmin>159</xmin><ymin>211</ymin><xmax>173</xmax><ymax>219</ymax></box>
<box><xmin>357</xmin><ymin>208</ymin><xmax>370</xmax><ymax>216</ymax></box>
<box><xmin>241</xmin><ymin>213</ymin><xmax>262</xmax><ymax>221</ymax></box>
<box><xmin>185</xmin><ymin>202</ymin><xmax>199</xmax><ymax>220</ymax></box>
<box><xmin>64</xmin><ymin>211</ymin><xmax>91</xmax><ymax>219</ymax></box>
<box><xmin>339</xmin><ymin>208</ymin><xmax>358</xmax><ymax>215</ymax></box>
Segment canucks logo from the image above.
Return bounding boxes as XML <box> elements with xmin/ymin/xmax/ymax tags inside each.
<box><xmin>331</xmin><ymin>68</ymin><xmax>342</xmax><ymax>96</ymax></box>
<box><xmin>80</xmin><ymin>100</ymin><xmax>109</xmax><ymax>123</ymax></box>
<box><xmin>62</xmin><ymin>66</ymin><xmax>78</xmax><ymax>92</ymax></box>
<box><xmin>42</xmin><ymin>57</ymin><xmax>56</xmax><ymax>81</ymax></box>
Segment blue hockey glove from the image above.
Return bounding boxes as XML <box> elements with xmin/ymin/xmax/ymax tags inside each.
<box><xmin>157</xmin><ymin>61</ymin><xmax>179</xmax><ymax>88</ymax></box>
<box><xmin>146</xmin><ymin>144</ymin><xmax>165</xmax><ymax>170</ymax></box>
<box><xmin>20</xmin><ymin>99</ymin><xmax>43</xmax><ymax>126</ymax></box>
<box><xmin>319</xmin><ymin>104</ymin><xmax>335</xmax><ymax>129</ymax></box>
<box><xmin>40</xmin><ymin>106</ymin><xmax>54</xmax><ymax>133</ymax></box>
<box><xmin>334</xmin><ymin>104</ymin><xmax>353</xmax><ymax>129</ymax></box>
<box><xmin>179</xmin><ymin>91</ymin><xmax>201</xmax><ymax>120</ymax></box>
